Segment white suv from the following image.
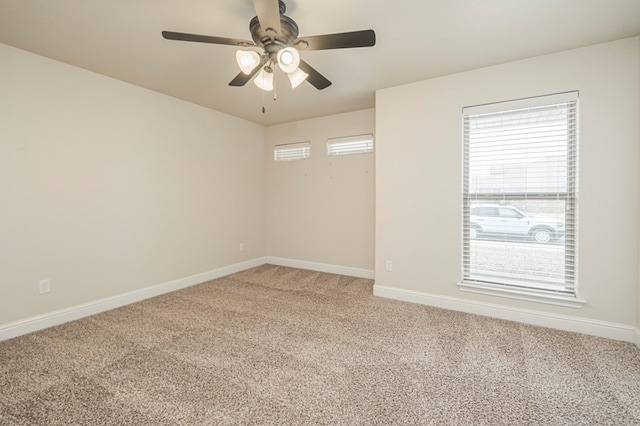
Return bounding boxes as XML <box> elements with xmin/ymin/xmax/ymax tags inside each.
<box><xmin>469</xmin><ymin>204</ymin><xmax>564</xmax><ymax>244</ymax></box>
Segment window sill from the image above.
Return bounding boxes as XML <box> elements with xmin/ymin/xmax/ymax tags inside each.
<box><xmin>457</xmin><ymin>281</ymin><xmax>586</xmax><ymax>309</ymax></box>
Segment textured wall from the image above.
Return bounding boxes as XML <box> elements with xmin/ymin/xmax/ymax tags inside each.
<box><xmin>0</xmin><ymin>43</ymin><xmax>266</xmax><ymax>325</ymax></box>
<box><xmin>265</xmin><ymin>109</ymin><xmax>375</xmax><ymax>271</ymax></box>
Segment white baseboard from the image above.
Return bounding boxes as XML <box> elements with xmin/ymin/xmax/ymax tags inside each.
<box><xmin>0</xmin><ymin>257</ymin><xmax>268</xmax><ymax>343</ymax></box>
<box><xmin>265</xmin><ymin>256</ymin><xmax>375</xmax><ymax>279</ymax></box>
<box><xmin>8</xmin><ymin>257</ymin><xmax>630</xmax><ymax>347</ymax></box>
<box><xmin>374</xmin><ymin>284</ymin><xmax>638</xmax><ymax>344</ymax></box>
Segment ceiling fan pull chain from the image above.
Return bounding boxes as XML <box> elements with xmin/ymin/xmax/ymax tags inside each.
<box><xmin>273</xmin><ymin>76</ymin><xmax>277</xmax><ymax>101</ymax></box>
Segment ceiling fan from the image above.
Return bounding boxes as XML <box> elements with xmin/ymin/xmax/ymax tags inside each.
<box><xmin>162</xmin><ymin>0</ymin><xmax>376</xmax><ymax>92</ymax></box>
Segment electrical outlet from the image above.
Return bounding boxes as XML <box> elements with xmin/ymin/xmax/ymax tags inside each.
<box><xmin>239</xmin><ymin>243</ymin><xmax>245</xmax><ymax>252</ymax></box>
<box><xmin>385</xmin><ymin>260</ymin><xmax>393</xmax><ymax>272</ymax></box>
<box><xmin>38</xmin><ymin>279</ymin><xmax>50</xmax><ymax>294</ymax></box>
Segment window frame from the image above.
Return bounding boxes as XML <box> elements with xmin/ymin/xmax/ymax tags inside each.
<box><xmin>458</xmin><ymin>92</ymin><xmax>584</xmax><ymax>308</ymax></box>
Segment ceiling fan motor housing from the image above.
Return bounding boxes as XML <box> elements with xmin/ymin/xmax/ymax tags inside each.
<box><xmin>249</xmin><ymin>15</ymin><xmax>298</xmax><ymax>54</ymax></box>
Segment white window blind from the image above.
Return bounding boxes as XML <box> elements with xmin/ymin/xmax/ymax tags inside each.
<box><xmin>462</xmin><ymin>92</ymin><xmax>578</xmax><ymax>295</ymax></box>
<box><xmin>327</xmin><ymin>134</ymin><xmax>374</xmax><ymax>156</ymax></box>
<box><xmin>274</xmin><ymin>141</ymin><xmax>311</xmax><ymax>161</ymax></box>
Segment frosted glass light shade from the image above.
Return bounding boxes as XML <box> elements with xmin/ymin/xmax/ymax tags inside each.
<box><xmin>277</xmin><ymin>47</ymin><xmax>300</xmax><ymax>73</ymax></box>
<box><xmin>253</xmin><ymin>68</ymin><xmax>274</xmax><ymax>91</ymax></box>
<box><xmin>287</xmin><ymin>67</ymin><xmax>308</xmax><ymax>88</ymax></box>
<box><xmin>236</xmin><ymin>50</ymin><xmax>261</xmax><ymax>75</ymax></box>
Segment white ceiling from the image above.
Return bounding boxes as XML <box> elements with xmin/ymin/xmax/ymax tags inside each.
<box><xmin>1</xmin><ymin>0</ymin><xmax>639</xmax><ymax>126</ymax></box>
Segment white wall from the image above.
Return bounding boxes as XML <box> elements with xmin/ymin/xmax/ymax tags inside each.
<box><xmin>0</xmin><ymin>43</ymin><xmax>266</xmax><ymax>325</ymax></box>
<box><xmin>266</xmin><ymin>110</ymin><xmax>375</xmax><ymax>271</ymax></box>
<box><xmin>376</xmin><ymin>37</ymin><xmax>640</xmax><ymax>328</ymax></box>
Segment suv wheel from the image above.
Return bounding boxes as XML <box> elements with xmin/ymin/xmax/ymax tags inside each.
<box><xmin>531</xmin><ymin>228</ymin><xmax>553</xmax><ymax>244</ymax></box>
<box><xmin>470</xmin><ymin>225</ymin><xmax>480</xmax><ymax>239</ymax></box>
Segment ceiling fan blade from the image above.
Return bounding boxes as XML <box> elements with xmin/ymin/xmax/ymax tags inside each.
<box><xmin>229</xmin><ymin>56</ymin><xmax>269</xmax><ymax>87</ymax></box>
<box><xmin>295</xmin><ymin>29</ymin><xmax>376</xmax><ymax>51</ymax></box>
<box><xmin>252</xmin><ymin>0</ymin><xmax>282</xmax><ymax>34</ymax></box>
<box><xmin>298</xmin><ymin>60</ymin><xmax>332</xmax><ymax>90</ymax></box>
<box><xmin>162</xmin><ymin>31</ymin><xmax>255</xmax><ymax>47</ymax></box>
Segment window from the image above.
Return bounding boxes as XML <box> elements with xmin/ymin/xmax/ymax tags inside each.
<box><xmin>327</xmin><ymin>134</ymin><xmax>374</xmax><ymax>156</ymax></box>
<box><xmin>461</xmin><ymin>92</ymin><xmax>578</xmax><ymax>303</ymax></box>
<box><xmin>274</xmin><ymin>141</ymin><xmax>311</xmax><ymax>161</ymax></box>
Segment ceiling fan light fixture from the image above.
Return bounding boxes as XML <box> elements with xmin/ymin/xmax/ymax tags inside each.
<box><xmin>277</xmin><ymin>47</ymin><xmax>300</xmax><ymax>73</ymax></box>
<box><xmin>287</xmin><ymin>67</ymin><xmax>308</xmax><ymax>89</ymax></box>
<box><xmin>253</xmin><ymin>68</ymin><xmax>274</xmax><ymax>91</ymax></box>
<box><xmin>236</xmin><ymin>50</ymin><xmax>261</xmax><ymax>74</ymax></box>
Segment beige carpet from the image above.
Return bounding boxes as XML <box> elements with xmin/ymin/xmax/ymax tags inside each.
<box><xmin>1</xmin><ymin>264</ymin><xmax>639</xmax><ymax>425</ymax></box>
